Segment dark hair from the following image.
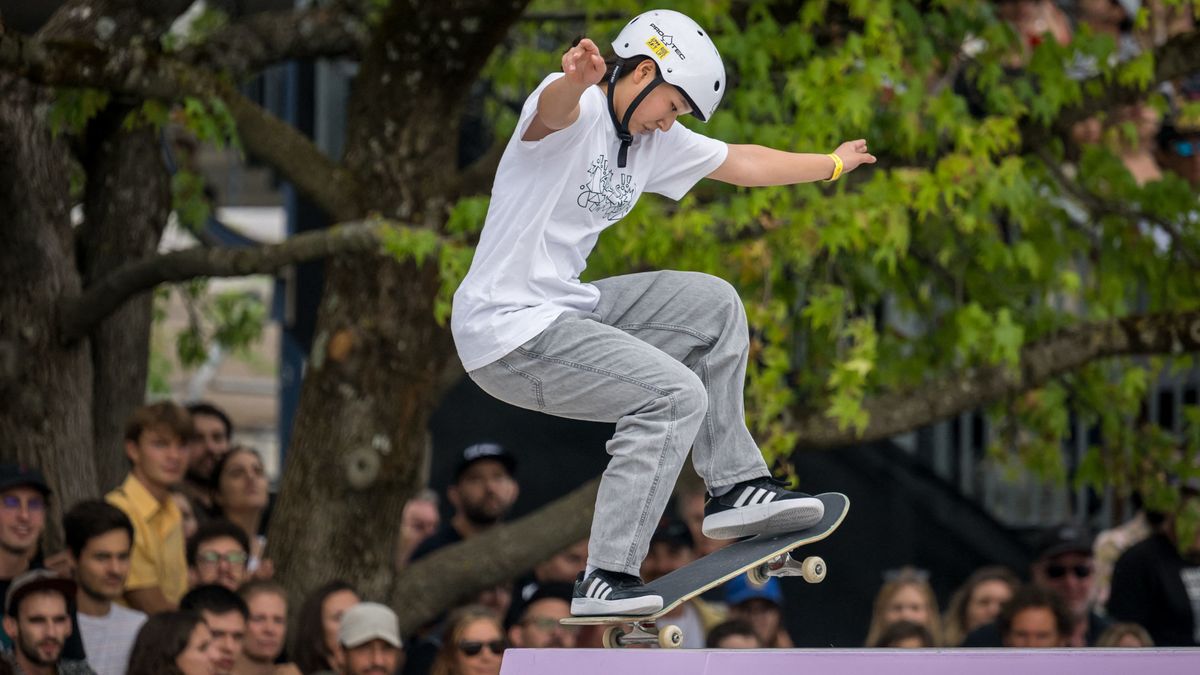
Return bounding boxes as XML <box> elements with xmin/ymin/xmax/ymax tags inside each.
<box><xmin>180</xmin><ymin>584</ymin><xmax>249</xmax><ymax>620</ymax></box>
<box><xmin>63</xmin><ymin>500</ymin><xmax>134</xmax><ymax>558</ymax></box>
<box><xmin>870</xmin><ymin>620</ymin><xmax>935</xmax><ymax>648</ymax></box>
<box><xmin>186</xmin><ymin>519</ymin><xmax>251</xmax><ymax>567</ymax></box>
<box><xmin>186</xmin><ymin>402</ymin><xmax>233</xmax><ymax>439</ymax></box>
<box><xmin>126</xmin><ymin>610</ymin><xmax>206</xmax><ymax>675</ymax></box>
<box><xmin>292</xmin><ymin>580</ymin><xmax>358</xmax><ymax>674</ymax></box>
<box><xmin>431</xmin><ymin>606</ymin><xmax>503</xmax><ymax>675</ymax></box>
<box><xmin>997</xmin><ymin>585</ymin><xmax>1074</xmax><ymax>642</ymax></box>
<box><xmin>124</xmin><ymin>402</ymin><xmax>193</xmax><ymax>444</ymax></box>
<box><xmin>705</xmin><ymin>619</ymin><xmax>760</xmax><ymax>648</ymax></box>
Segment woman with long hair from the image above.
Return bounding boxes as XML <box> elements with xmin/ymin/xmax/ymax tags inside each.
<box><xmin>212</xmin><ymin>446</ymin><xmax>271</xmax><ymax>573</ymax></box>
<box><xmin>865</xmin><ymin>568</ymin><xmax>944</xmax><ymax>647</ymax></box>
<box><xmin>292</xmin><ymin>580</ymin><xmax>360</xmax><ymax>674</ymax></box>
<box><xmin>942</xmin><ymin>566</ymin><xmax>1019</xmax><ymax>646</ymax></box>
<box><xmin>430</xmin><ymin>606</ymin><xmax>506</xmax><ymax>675</ymax></box>
<box><xmin>127</xmin><ymin>610</ymin><xmax>219</xmax><ymax>675</ymax></box>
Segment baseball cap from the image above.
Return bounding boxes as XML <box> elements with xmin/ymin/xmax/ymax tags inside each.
<box><xmin>339</xmin><ymin>602</ymin><xmax>402</xmax><ymax>649</ymax></box>
<box><xmin>454</xmin><ymin>442</ymin><xmax>516</xmax><ymax>480</ymax></box>
<box><xmin>724</xmin><ymin>573</ymin><xmax>783</xmax><ymax>607</ymax></box>
<box><xmin>5</xmin><ymin>569</ymin><xmax>76</xmax><ymax>617</ymax></box>
<box><xmin>0</xmin><ymin>464</ymin><xmax>51</xmax><ymax>496</ymax></box>
<box><xmin>1034</xmin><ymin>524</ymin><xmax>1093</xmax><ymax>561</ymax></box>
<box><xmin>650</xmin><ymin>518</ymin><xmax>694</xmax><ymax>550</ymax></box>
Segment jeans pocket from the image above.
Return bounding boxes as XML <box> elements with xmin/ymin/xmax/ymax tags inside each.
<box><xmin>469</xmin><ymin>357</ymin><xmax>545</xmax><ymax>411</ymax></box>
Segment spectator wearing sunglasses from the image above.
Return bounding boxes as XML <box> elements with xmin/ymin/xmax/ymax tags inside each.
<box><xmin>430</xmin><ymin>606</ymin><xmax>504</xmax><ymax>675</ymax></box>
<box><xmin>187</xmin><ymin>520</ymin><xmax>251</xmax><ymax>592</ymax></box>
<box><xmin>964</xmin><ymin>524</ymin><xmax>1110</xmax><ymax>647</ymax></box>
<box><xmin>334</xmin><ymin>602</ymin><xmax>403</xmax><ymax>675</ymax></box>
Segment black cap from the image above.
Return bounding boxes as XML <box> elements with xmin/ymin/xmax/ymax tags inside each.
<box><xmin>1034</xmin><ymin>524</ymin><xmax>1093</xmax><ymax>561</ymax></box>
<box><xmin>454</xmin><ymin>442</ymin><xmax>516</xmax><ymax>481</ymax></box>
<box><xmin>650</xmin><ymin>517</ymin><xmax>694</xmax><ymax>550</ymax></box>
<box><xmin>0</xmin><ymin>464</ymin><xmax>51</xmax><ymax>496</ymax></box>
<box><xmin>5</xmin><ymin>569</ymin><xmax>76</xmax><ymax>617</ymax></box>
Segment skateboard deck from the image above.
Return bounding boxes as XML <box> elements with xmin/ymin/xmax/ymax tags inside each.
<box><xmin>562</xmin><ymin>491</ymin><xmax>849</xmax><ymax>647</ymax></box>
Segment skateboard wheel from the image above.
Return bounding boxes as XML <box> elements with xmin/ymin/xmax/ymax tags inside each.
<box><xmin>747</xmin><ymin>564</ymin><xmax>769</xmax><ymax>587</ymax></box>
<box><xmin>658</xmin><ymin>624</ymin><xmax>683</xmax><ymax>649</ymax></box>
<box><xmin>602</xmin><ymin>625</ymin><xmax>624</xmax><ymax>649</ymax></box>
<box><xmin>801</xmin><ymin>556</ymin><xmax>826</xmax><ymax>583</ymax></box>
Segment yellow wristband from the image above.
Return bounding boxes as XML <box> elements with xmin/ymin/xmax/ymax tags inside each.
<box><xmin>825</xmin><ymin>153</ymin><xmax>844</xmax><ymax>182</ymax></box>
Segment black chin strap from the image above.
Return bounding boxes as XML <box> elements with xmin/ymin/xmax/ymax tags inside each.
<box><xmin>606</xmin><ymin>59</ymin><xmax>665</xmax><ymax>168</ymax></box>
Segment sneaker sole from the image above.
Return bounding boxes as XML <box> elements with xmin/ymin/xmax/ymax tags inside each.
<box><xmin>571</xmin><ymin>594</ymin><xmax>664</xmax><ymax>617</ymax></box>
<box><xmin>702</xmin><ymin>498</ymin><xmax>824</xmax><ymax>540</ymax></box>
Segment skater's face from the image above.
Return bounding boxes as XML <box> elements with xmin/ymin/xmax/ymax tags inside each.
<box><xmin>1003</xmin><ymin>606</ymin><xmax>1064</xmax><ymax>648</ymax></box>
<box><xmin>966</xmin><ymin>579</ymin><xmax>1014</xmax><ymax>631</ymax></box>
<box><xmin>883</xmin><ymin>584</ymin><xmax>929</xmax><ymax>628</ymax></box>
<box><xmin>614</xmin><ymin>60</ymin><xmax>693</xmax><ymax>135</ymax></box>
<box><xmin>450</xmin><ymin>460</ymin><xmax>518</xmax><ymax>526</ymax></box>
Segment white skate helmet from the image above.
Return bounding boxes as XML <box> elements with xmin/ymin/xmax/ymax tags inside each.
<box><xmin>604</xmin><ymin>9</ymin><xmax>726</xmax><ymax>167</ymax></box>
<box><xmin>611</xmin><ymin>9</ymin><xmax>726</xmax><ymax>122</ymax></box>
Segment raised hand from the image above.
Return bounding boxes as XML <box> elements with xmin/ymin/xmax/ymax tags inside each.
<box><xmin>834</xmin><ymin>139</ymin><xmax>878</xmax><ymax>174</ymax></box>
<box><xmin>562</xmin><ymin>37</ymin><xmax>606</xmax><ymax>87</ymax></box>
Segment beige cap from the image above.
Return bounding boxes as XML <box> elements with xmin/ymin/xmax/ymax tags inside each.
<box><xmin>338</xmin><ymin>602</ymin><xmax>402</xmax><ymax>649</ymax></box>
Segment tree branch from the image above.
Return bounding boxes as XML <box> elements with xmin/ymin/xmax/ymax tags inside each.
<box><xmin>1054</xmin><ymin>29</ymin><xmax>1200</xmax><ymax>130</ymax></box>
<box><xmin>391</xmin><ymin>478</ymin><xmax>599</xmax><ymax>634</ymax></box>
<box><xmin>178</xmin><ymin>5</ymin><xmax>368</xmax><ymax>78</ymax></box>
<box><xmin>57</xmin><ymin>220</ymin><xmax>439</xmax><ymax>344</ymax></box>
<box><xmin>0</xmin><ymin>33</ymin><xmax>363</xmax><ymax>220</ymax></box>
<box><xmin>1035</xmin><ymin>149</ymin><xmax>1200</xmax><ymax>267</ymax></box>
<box><xmin>788</xmin><ymin>310</ymin><xmax>1200</xmax><ymax>449</ymax></box>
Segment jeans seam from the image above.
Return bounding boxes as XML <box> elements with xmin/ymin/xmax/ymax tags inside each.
<box><xmin>514</xmin><ymin>347</ymin><xmax>672</xmax><ymax>397</ymax></box>
<box><xmin>495</xmin><ymin>358</ymin><xmax>544</xmax><ymax>410</ymax></box>
<box><xmin>624</xmin><ymin>392</ymin><xmax>677</xmax><ymax>570</ymax></box>
<box><xmin>699</xmin><ymin>357</ymin><xmax>717</xmax><ymax>481</ymax></box>
<box><xmin>613</xmin><ymin>322</ymin><xmax>717</xmax><ymax>345</ymax></box>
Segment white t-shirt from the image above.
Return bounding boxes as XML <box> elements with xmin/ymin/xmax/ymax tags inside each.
<box><xmin>77</xmin><ymin>603</ymin><xmax>147</xmax><ymax>675</ymax></box>
<box><xmin>451</xmin><ymin>73</ymin><xmax>729</xmax><ymax>371</ymax></box>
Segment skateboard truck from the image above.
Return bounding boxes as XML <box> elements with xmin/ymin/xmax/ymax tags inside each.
<box><xmin>602</xmin><ymin>622</ymin><xmax>684</xmax><ymax>649</ymax></box>
<box><xmin>747</xmin><ymin>552</ymin><xmax>826</xmax><ymax>587</ymax></box>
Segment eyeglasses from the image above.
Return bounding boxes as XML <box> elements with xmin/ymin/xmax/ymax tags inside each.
<box><xmin>521</xmin><ymin>617</ymin><xmax>578</xmax><ymax>633</ymax></box>
<box><xmin>1044</xmin><ymin>563</ymin><xmax>1092</xmax><ymax>579</ymax></box>
<box><xmin>1</xmin><ymin>495</ymin><xmax>45</xmax><ymax>512</ymax></box>
<box><xmin>195</xmin><ymin>550</ymin><xmax>248</xmax><ymax>568</ymax></box>
<box><xmin>458</xmin><ymin>640</ymin><xmax>505</xmax><ymax>656</ymax></box>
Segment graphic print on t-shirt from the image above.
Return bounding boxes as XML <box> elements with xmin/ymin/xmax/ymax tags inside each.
<box><xmin>578</xmin><ymin>154</ymin><xmax>637</xmax><ymax>221</ymax></box>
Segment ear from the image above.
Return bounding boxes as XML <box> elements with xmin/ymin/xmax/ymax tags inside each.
<box><xmin>507</xmin><ymin>624</ymin><xmax>521</xmax><ymax>648</ymax></box>
<box><xmin>124</xmin><ymin>439</ymin><xmax>139</xmax><ymax>465</ymax></box>
<box><xmin>2</xmin><ymin>616</ymin><xmax>15</xmax><ymax>641</ymax></box>
<box><xmin>633</xmin><ymin>59</ymin><xmax>658</xmax><ymax>84</ymax></box>
<box><xmin>447</xmin><ymin>485</ymin><xmax>461</xmax><ymax>512</ymax></box>
<box><xmin>188</xmin><ymin>568</ymin><xmax>199</xmax><ymax>586</ymax></box>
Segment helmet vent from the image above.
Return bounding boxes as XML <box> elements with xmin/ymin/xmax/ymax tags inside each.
<box><xmin>714</xmin><ymin>81</ymin><xmax>720</xmax><ymax>91</ymax></box>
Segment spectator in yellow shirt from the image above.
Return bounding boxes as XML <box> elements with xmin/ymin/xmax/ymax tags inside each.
<box><xmin>106</xmin><ymin>402</ymin><xmax>193</xmax><ymax>614</ymax></box>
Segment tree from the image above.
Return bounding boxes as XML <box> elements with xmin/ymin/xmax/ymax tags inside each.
<box><xmin>1</xmin><ymin>0</ymin><xmax>1198</xmax><ymax>630</ymax></box>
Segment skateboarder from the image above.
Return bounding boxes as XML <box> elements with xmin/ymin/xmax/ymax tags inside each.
<box><xmin>451</xmin><ymin>8</ymin><xmax>875</xmax><ymax>617</ymax></box>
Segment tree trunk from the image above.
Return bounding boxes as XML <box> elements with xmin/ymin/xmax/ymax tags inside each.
<box><xmin>0</xmin><ymin>73</ymin><xmax>98</xmax><ymax>549</ymax></box>
<box><xmin>76</xmin><ymin>108</ymin><xmax>171</xmax><ymax>492</ymax></box>
<box><xmin>267</xmin><ymin>256</ymin><xmax>452</xmax><ymax>604</ymax></box>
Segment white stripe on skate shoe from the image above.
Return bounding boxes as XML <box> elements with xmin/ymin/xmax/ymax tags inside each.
<box><xmin>733</xmin><ymin>488</ymin><xmax>755</xmax><ymax>508</ymax></box>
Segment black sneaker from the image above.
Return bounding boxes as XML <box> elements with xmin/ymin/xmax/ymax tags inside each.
<box><xmin>571</xmin><ymin>569</ymin><xmax>663</xmax><ymax>616</ymax></box>
<box><xmin>702</xmin><ymin>477</ymin><xmax>824</xmax><ymax>539</ymax></box>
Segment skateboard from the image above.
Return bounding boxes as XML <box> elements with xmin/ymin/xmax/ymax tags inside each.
<box><xmin>561</xmin><ymin>491</ymin><xmax>849</xmax><ymax>648</ymax></box>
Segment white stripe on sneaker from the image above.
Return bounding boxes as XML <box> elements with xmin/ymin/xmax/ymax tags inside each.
<box><xmin>597</xmin><ymin>582</ymin><xmax>611</xmax><ymax>599</ymax></box>
<box><xmin>600</xmin><ymin>585</ymin><xmax>613</xmax><ymax>600</ymax></box>
<box><xmin>586</xmin><ymin>578</ymin><xmax>601</xmax><ymax>599</ymax></box>
<box><xmin>733</xmin><ymin>488</ymin><xmax>755</xmax><ymax>508</ymax></box>
<box><xmin>753</xmin><ymin>489</ymin><xmax>772</xmax><ymax>506</ymax></box>
<box><xmin>761</xmin><ymin>492</ymin><xmax>777</xmax><ymax>504</ymax></box>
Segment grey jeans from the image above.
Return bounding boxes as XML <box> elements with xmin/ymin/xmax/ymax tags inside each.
<box><xmin>468</xmin><ymin>271</ymin><xmax>770</xmax><ymax>576</ymax></box>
